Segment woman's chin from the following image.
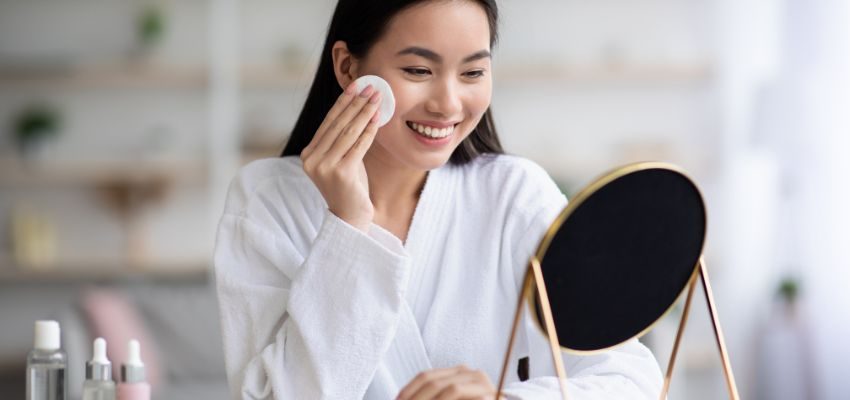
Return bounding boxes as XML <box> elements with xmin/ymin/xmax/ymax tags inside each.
<box><xmin>406</xmin><ymin>150</ymin><xmax>456</xmax><ymax>171</ymax></box>
<box><xmin>369</xmin><ymin>144</ymin><xmax>451</xmax><ymax>172</ymax></box>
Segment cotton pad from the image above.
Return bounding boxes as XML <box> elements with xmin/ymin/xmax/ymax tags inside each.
<box><xmin>353</xmin><ymin>75</ymin><xmax>395</xmax><ymax>127</ymax></box>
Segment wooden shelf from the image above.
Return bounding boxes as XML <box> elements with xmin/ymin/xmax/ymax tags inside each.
<box><xmin>241</xmin><ymin>133</ymin><xmax>286</xmax><ymax>163</ymax></box>
<box><xmin>0</xmin><ymin>63</ymin><xmax>314</xmax><ymax>90</ymax></box>
<box><xmin>0</xmin><ymin>64</ymin><xmax>209</xmax><ymax>90</ymax></box>
<box><xmin>0</xmin><ymin>261</ymin><xmax>210</xmax><ymax>283</ymax></box>
<box><xmin>241</xmin><ymin>65</ymin><xmax>315</xmax><ymax>89</ymax></box>
<box><xmin>0</xmin><ymin>158</ymin><xmax>207</xmax><ymax>187</ymax></box>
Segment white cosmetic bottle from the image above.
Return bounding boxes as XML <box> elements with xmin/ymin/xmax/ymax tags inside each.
<box><xmin>26</xmin><ymin>320</ymin><xmax>67</xmax><ymax>400</ymax></box>
<box><xmin>116</xmin><ymin>340</ymin><xmax>150</xmax><ymax>400</ymax></box>
<box><xmin>82</xmin><ymin>338</ymin><xmax>116</xmax><ymax>400</ymax></box>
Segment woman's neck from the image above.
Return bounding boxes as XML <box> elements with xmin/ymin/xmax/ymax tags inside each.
<box><xmin>362</xmin><ymin>149</ymin><xmax>428</xmax><ymax>242</ymax></box>
<box><xmin>363</xmin><ymin>150</ymin><xmax>427</xmax><ymax>215</ymax></box>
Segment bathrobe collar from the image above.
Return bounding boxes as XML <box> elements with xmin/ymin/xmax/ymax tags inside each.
<box><xmin>367</xmin><ymin>162</ymin><xmax>458</xmax><ymax>396</ymax></box>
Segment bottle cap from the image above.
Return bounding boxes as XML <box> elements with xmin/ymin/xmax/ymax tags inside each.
<box><xmin>33</xmin><ymin>320</ymin><xmax>60</xmax><ymax>351</ymax></box>
<box><xmin>86</xmin><ymin>337</ymin><xmax>112</xmax><ymax>381</ymax></box>
<box><xmin>121</xmin><ymin>339</ymin><xmax>146</xmax><ymax>383</ymax></box>
<box><xmin>353</xmin><ymin>75</ymin><xmax>395</xmax><ymax>127</ymax></box>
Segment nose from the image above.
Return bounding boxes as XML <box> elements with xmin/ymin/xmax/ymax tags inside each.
<box><xmin>425</xmin><ymin>78</ymin><xmax>463</xmax><ymax>118</ymax></box>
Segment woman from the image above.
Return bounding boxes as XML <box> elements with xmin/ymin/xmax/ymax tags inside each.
<box><xmin>214</xmin><ymin>0</ymin><xmax>664</xmax><ymax>398</ymax></box>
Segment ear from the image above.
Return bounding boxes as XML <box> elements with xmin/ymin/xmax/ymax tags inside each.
<box><xmin>332</xmin><ymin>40</ymin><xmax>361</xmax><ymax>91</ymax></box>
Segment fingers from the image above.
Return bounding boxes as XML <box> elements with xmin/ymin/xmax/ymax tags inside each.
<box><xmin>308</xmin><ymin>84</ymin><xmax>378</xmax><ymax>161</ymax></box>
<box><xmin>412</xmin><ymin>374</ymin><xmax>477</xmax><ymax>400</ymax></box>
<box><xmin>397</xmin><ymin>367</ymin><xmax>496</xmax><ymax>400</ymax></box>
<box><xmin>398</xmin><ymin>366</ymin><xmax>470</xmax><ymax>400</ymax></box>
<box><xmin>435</xmin><ymin>370</ymin><xmax>494</xmax><ymax>400</ymax></box>
<box><xmin>341</xmin><ymin>110</ymin><xmax>380</xmax><ymax>164</ymax></box>
<box><xmin>434</xmin><ymin>376</ymin><xmax>493</xmax><ymax>400</ymax></box>
<box><xmin>325</xmin><ymin>89</ymin><xmax>381</xmax><ymax>163</ymax></box>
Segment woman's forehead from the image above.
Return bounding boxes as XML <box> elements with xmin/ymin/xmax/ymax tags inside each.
<box><xmin>377</xmin><ymin>1</ymin><xmax>491</xmax><ymax>58</ymax></box>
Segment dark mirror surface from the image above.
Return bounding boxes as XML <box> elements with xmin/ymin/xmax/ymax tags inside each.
<box><xmin>533</xmin><ymin>165</ymin><xmax>706</xmax><ymax>352</ymax></box>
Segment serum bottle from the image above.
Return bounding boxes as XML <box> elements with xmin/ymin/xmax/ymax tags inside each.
<box><xmin>116</xmin><ymin>340</ymin><xmax>150</xmax><ymax>400</ymax></box>
<box><xmin>26</xmin><ymin>320</ymin><xmax>67</xmax><ymax>400</ymax></box>
<box><xmin>82</xmin><ymin>338</ymin><xmax>116</xmax><ymax>400</ymax></box>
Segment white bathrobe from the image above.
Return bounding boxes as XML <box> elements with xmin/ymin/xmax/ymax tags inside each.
<box><xmin>214</xmin><ymin>154</ymin><xmax>664</xmax><ymax>399</ymax></box>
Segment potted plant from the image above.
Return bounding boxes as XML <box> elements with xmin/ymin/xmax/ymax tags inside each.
<box><xmin>778</xmin><ymin>276</ymin><xmax>799</xmax><ymax>304</ymax></box>
<box><xmin>138</xmin><ymin>4</ymin><xmax>166</xmax><ymax>49</ymax></box>
<box><xmin>131</xmin><ymin>3</ymin><xmax>167</xmax><ymax>64</ymax></box>
<box><xmin>11</xmin><ymin>103</ymin><xmax>62</xmax><ymax>162</ymax></box>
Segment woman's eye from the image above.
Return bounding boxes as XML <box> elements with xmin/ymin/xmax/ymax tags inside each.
<box><xmin>403</xmin><ymin>68</ymin><xmax>430</xmax><ymax>77</ymax></box>
<box><xmin>465</xmin><ymin>70</ymin><xmax>486</xmax><ymax>78</ymax></box>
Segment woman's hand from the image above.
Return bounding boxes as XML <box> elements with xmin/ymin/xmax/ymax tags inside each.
<box><xmin>301</xmin><ymin>81</ymin><xmax>382</xmax><ymax>232</ymax></box>
<box><xmin>396</xmin><ymin>365</ymin><xmax>501</xmax><ymax>400</ymax></box>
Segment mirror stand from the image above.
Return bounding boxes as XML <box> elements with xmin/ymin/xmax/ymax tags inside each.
<box><xmin>495</xmin><ymin>256</ymin><xmax>741</xmax><ymax>400</ymax></box>
<box><xmin>496</xmin><ymin>256</ymin><xmax>569</xmax><ymax>399</ymax></box>
<box><xmin>660</xmin><ymin>257</ymin><xmax>740</xmax><ymax>400</ymax></box>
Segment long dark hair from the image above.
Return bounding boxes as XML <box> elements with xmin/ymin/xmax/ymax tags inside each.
<box><xmin>280</xmin><ymin>0</ymin><xmax>503</xmax><ymax>165</ymax></box>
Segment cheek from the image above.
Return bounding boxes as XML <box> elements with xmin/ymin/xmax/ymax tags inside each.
<box><xmin>462</xmin><ymin>86</ymin><xmax>492</xmax><ymax>132</ymax></box>
<box><xmin>471</xmin><ymin>84</ymin><xmax>492</xmax><ymax>114</ymax></box>
<box><xmin>468</xmin><ymin>96</ymin><xmax>490</xmax><ymax>119</ymax></box>
<box><xmin>387</xmin><ymin>83</ymin><xmax>419</xmax><ymax>114</ymax></box>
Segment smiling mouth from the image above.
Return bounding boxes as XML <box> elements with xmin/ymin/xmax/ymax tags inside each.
<box><xmin>405</xmin><ymin>121</ymin><xmax>458</xmax><ymax>139</ymax></box>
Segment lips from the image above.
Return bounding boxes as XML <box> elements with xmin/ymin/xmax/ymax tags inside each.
<box><xmin>406</xmin><ymin>121</ymin><xmax>456</xmax><ymax>139</ymax></box>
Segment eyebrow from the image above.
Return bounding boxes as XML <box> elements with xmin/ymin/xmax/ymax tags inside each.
<box><xmin>396</xmin><ymin>46</ymin><xmax>491</xmax><ymax>64</ymax></box>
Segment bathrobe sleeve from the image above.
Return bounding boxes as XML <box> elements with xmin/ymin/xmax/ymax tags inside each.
<box><xmin>501</xmin><ymin>161</ymin><xmax>664</xmax><ymax>400</ymax></box>
<box><xmin>214</xmin><ymin>169</ymin><xmax>412</xmax><ymax>399</ymax></box>
<box><xmin>503</xmin><ymin>335</ymin><xmax>664</xmax><ymax>400</ymax></box>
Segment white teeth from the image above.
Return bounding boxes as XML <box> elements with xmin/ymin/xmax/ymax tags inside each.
<box><xmin>408</xmin><ymin>122</ymin><xmax>454</xmax><ymax>139</ymax></box>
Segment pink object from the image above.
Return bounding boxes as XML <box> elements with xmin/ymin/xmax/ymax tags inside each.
<box><xmin>117</xmin><ymin>382</ymin><xmax>151</xmax><ymax>400</ymax></box>
<box><xmin>81</xmin><ymin>289</ymin><xmax>162</xmax><ymax>390</ymax></box>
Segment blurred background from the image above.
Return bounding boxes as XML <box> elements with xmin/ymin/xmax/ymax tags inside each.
<box><xmin>0</xmin><ymin>0</ymin><xmax>848</xmax><ymax>399</ymax></box>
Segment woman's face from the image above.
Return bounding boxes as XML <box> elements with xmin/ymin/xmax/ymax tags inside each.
<box><xmin>355</xmin><ymin>0</ymin><xmax>493</xmax><ymax>171</ymax></box>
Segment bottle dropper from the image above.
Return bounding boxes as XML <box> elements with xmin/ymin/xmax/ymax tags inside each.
<box><xmin>82</xmin><ymin>337</ymin><xmax>115</xmax><ymax>400</ymax></box>
<box><xmin>116</xmin><ymin>340</ymin><xmax>150</xmax><ymax>400</ymax></box>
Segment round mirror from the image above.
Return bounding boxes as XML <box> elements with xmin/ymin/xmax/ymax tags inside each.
<box><xmin>527</xmin><ymin>162</ymin><xmax>707</xmax><ymax>353</ymax></box>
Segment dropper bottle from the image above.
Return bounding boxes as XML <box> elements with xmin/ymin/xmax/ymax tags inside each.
<box><xmin>26</xmin><ymin>320</ymin><xmax>67</xmax><ymax>400</ymax></box>
<box><xmin>82</xmin><ymin>338</ymin><xmax>116</xmax><ymax>400</ymax></box>
<box><xmin>116</xmin><ymin>340</ymin><xmax>150</xmax><ymax>400</ymax></box>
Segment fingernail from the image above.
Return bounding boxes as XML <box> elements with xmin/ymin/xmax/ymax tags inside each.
<box><xmin>369</xmin><ymin>92</ymin><xmax>381</xmax><ymax>103</ymax></box>
<box><xmin>359</xmin><ymin>85</ymin><xmax>374</xmax><ymax>97</ymax></box>
<box><xmin>371</xmin><ymin>111</ymin><xmax>380</xmax><ymax>123</ymax></box>
<box><xmin>345</xmin><ymin>81</ymin><xmax>356</xmax><ymax>95</ymax></box>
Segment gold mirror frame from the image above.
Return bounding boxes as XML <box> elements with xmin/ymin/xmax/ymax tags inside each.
<box><xmin>494</xmin><ymin>162</ymin><xmax>740</xmax><ymax>400</ymax></box>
